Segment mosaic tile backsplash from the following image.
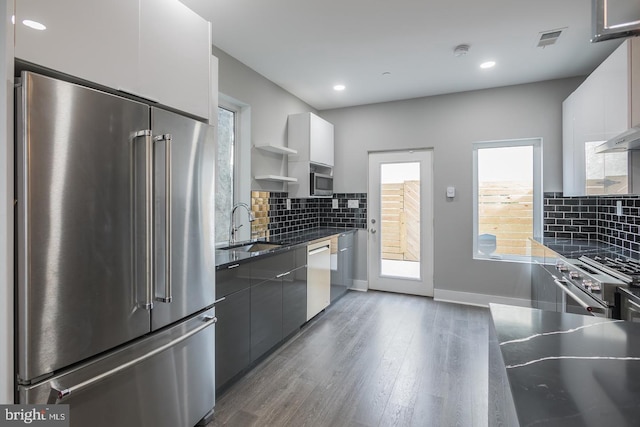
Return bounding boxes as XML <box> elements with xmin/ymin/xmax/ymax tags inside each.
<box><xmin>544</xmin><ymin>192</ymin><xmax>640</xmax><ymax>255</ymax></box>
<box><xmin>251</xmin><ymin>191</ymin><xmax>367</xmax><ymax>239</ymax></box>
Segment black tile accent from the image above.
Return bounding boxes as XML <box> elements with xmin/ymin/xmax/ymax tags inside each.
<box><xmin>543</xmin><ymin>192</ymin><xmax>640</xmax><ymax>257</ymax></box>
<box><xmin>259</xmin><ymin>192</ymin><xmax>367</xmax><ymax>239</ymax></box>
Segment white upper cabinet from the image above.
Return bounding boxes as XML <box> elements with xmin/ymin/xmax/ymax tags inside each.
<box><xmin>15</xmin><ymin>0</ymin><xmax>211</xmax><ymax>119</ymax></box>
<box><xmin>563</xmin><ymin>38</ymin><xmax>639</xmax><ymax>196</ymax></box>
<box><xmin>15</xmin><ymin>0</ymin><xmax>139</xmax><ymax>92</ymax></box>
<box><xmin>288</xmin><ymin>112</ymin><xmax>334</xmax><ymax>167</ymax></box>
<box><xmin>139</xmin><ymin>0</ymin><xmax>210</xmax><ymax>119</ymax></box>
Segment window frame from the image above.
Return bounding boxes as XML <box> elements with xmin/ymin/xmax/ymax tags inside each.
<box><xmin>472</xmin><ymin>137</ymin><xmax>543</xmax><ymax>262</ymax></box>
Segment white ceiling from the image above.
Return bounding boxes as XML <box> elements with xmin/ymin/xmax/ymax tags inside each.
<box><xmin>181</xmin><ymin>0</ymin><xmax>624</xmax><ymax>110</ymax></box>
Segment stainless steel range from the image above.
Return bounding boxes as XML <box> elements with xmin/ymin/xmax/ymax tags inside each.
<box><xmin>580</xmin><ymin>255</ymin><xmax>640</xmax><ymax>286</ymax></box>
<box><xmin>554</xmin><ymin>256</ymin><xmax>627</xmax><ymax>318</ymax></box>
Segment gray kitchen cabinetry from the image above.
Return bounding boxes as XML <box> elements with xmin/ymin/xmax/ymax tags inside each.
<box><xmin>283</xmin><ymin>247</ymin><xmax>308</xmax><ymax>337</ymax></box>
<box><xmin>530</xmin><ymin>240</ymin><xmax>561</xmax><ymax>312</ymax></box>
<box><xmin>250</xmin><ymin>276</ymin><xmax>283</xmax><ymax>362</ymax></box>
<box><xmin>216</xmin><ymin>246</ymin><xmax>309</xmax><ymax>390</ymax></box>
<box><xmin>331</xmin><ymin>232</ymin><xmax>355</xmax><ymax>303</ymax></box>
<box><xmin>531</xmin><ymin>262</ymin><xmax>561</xmax><ymax>312</ymax></box>
<box><xmin>250</xmin><ymin>250</ymin><xmax>294</xmax><ymax>362</ymax></box>
<box><xmin>215</xmin><ymin>263</ymin><xmax>251</xmax><ymax>391</ymax></box>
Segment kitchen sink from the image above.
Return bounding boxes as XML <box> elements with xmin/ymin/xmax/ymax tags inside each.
<box><xmin>219</xmin><ymin>242</ymin><xmax>283</xmax><ymax>252</ymax></box>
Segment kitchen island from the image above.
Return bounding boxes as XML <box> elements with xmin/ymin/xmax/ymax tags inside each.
<box><xmin>490</xmin><ymin>303</ymin><xmax>640</xmax><ymax>426</ymax></box>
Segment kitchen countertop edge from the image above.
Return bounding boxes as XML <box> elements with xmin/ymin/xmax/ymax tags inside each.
<box><xmin>215</xmin><ymin>227</ymin><xmax>358</xmax><ymax>270</ymax></box>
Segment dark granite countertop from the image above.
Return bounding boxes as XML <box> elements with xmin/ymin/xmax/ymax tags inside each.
<box><xmin>533</xmin><ymin>236</ymin><xmax>639</xmax><ymax>261</ymax></box>
<box><xmin>490</xmin><ymin>303</ymin><xmax>640</xmax><ymax>426</ymax></box>
<box><xmin>215</xmin><ymin>227</ymin><xmax>357</xmax><ymax>270</ymax></box>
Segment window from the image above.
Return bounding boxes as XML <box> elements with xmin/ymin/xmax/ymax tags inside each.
<box><xmin>472</xmin><ymin>138</ymin><xmax>542</xmax><ymax>262</ymax></box>
<box><xmin>215</xmin><ymin>106</ymin><xmax>236</xmax><ymax>244</ymax></box>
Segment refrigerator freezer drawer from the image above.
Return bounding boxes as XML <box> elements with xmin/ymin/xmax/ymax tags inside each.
<box><xmin>19</xmin><ymin>307</ymin><xmax>216</xmax><ymax>427</ymax></box>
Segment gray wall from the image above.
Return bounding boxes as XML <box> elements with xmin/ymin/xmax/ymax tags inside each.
<box><xmin>212</xmin><ymin>46</ymin><xmax>316</xmax><ymax>194</ymax></box>
<box><xmin>320</xmin><ymin>78</ymin><xmax>583</xmax><ymax>301</ymax></box>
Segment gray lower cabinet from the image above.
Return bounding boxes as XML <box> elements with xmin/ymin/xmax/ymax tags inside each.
<box><xmin>531</xmin><ymin>261</ymin><xmax>561</xmax><ymax>312</ymax></box>
<box><xmin>215</xmin><ymin>287</ymin><xmax>250</xmax><ymax>390</ymax></box>
<box><xmin>215</xmin><ymin>262</ymin><xmax>251</xmax><ymax>391</ymax></box>
<box><xmin>283</xmin><ymin>264</ymin><xmax>307</xmax><ymax>337</ymax></box>
<box><xmin>216</xmin><ymin>246</ymin><xmax>309</xmax><ymax>390</ymax></box>
<box><xmin>250</xmin><ymin>277</ymin><xmax>283</xmax><ymax>362</ymax></box>
<box><xmin>331</xmin><ymin>232</ymin><xmax>354</xmax><ymax>303</ymax></box>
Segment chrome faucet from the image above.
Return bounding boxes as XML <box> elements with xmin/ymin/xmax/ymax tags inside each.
<box><xmin>229</xmin><ymin>202</ymin><xmax>255</xmax><ymax>246</ymax></box>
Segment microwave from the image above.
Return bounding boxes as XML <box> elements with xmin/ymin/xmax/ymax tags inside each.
<box><xmin>310</xmin><ymin>172</ymin><xmax>333</xmax><ymax>196</ymax></box>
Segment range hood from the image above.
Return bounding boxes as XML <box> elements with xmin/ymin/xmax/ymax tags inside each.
<box><xmin>595</xmin><ymin>126</ymin><xmax>640</xmax><ymax>153</ymax></box>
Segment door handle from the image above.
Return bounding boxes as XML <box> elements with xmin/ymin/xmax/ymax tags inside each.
<box><xmin>308</xmin><ymin>246</ymin><xmax>330</xmax><ymax>256</ymax></box>
<box><xmin>134</xmin><ymin>130</ymin><xmax>154</xmax><ymax>310</ymax></box>
<box><xmin>554</xmin><ymin>279</ymin><xmax>593</xmax><ymax>313</ymax></box>
<box><xmin>154</xmin><ymin>134</ymin><xmax>172</xmax><ymax>304</ymax></box>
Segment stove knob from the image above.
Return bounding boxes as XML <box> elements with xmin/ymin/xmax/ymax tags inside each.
<box><xmin>591</xmin><ymin>283</ymin><xmax>601</xmax><ymax>291</ymax></box>
<box><xmin>556</xmin><ymin>262</ymin><xmax>568</xmax><ymax>272</ymax></box>
<box><xmin>569</xmin><ymin>271</ymin><xmax>580</xmax><ymax>280</ymax></box>
<box><xmin>582</xmin><ymin>280</ymin><xmax>593</xmax><ymax>290</ymax></box>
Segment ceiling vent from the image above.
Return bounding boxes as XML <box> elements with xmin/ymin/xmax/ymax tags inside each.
<box><xmin>536</xmin><ymin>28</ymin><xmax>565</xmax><ymax>48</ymax></box>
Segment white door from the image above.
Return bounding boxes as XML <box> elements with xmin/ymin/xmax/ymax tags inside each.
<box><xmin>368</xmin><ymin>150</ymin><xmax>434</xmax><ymax>296</ymax></box>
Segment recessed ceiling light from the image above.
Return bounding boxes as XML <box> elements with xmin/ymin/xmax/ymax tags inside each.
<box><xmin>480</xmin><ymin>61</ymin><xmax>496</xmax><ymax>69</ymax></box>
<box><xmin>23</xmin><ymin>19</ymin><xmax>46</xmax><ymax>30</ymax></box>
<box><xmin>333</xmin><ymin>84</ymin><xmax>346</xmax><ymax>91</ymax></box>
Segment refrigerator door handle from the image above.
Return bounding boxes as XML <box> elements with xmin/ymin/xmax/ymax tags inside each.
<box><xmin>154</xmin><ymin>134</ymin><xmax>173</xmax><ymax>304</ymax></box>
<box><xmin>134</xmin><ymin>130</ymin><xmax>154</xmax><ymax>310</ymax></box>
<box><xmin>47</xmin><ymin>314</ymin><xmax>216</xmax><ymax>403</ymax></box>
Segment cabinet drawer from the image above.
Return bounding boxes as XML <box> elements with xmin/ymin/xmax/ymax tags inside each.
<box><xmin>216</xmin><ymin>263</ymin><xmax>251</xmax><ymax>297</ymax></box>
<box><xmin>251</xmin><ymin>250</ymin><xmax>295</xmax><ymax>283</ymax></box>
<box><xmin>338</xmin><ymin>232</ymin><xmax>355</xmax><ymax>249</ymax></box>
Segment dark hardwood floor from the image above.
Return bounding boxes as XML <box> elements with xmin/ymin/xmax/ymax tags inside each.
<box><xmin>207</xmin><ymin>290</ymin><xmax>490</xmax><ymax>427</ymax></box>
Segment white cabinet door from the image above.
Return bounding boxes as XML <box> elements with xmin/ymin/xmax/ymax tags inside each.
<box><xmin>562</xmin><ymin>93</ymin><xmax>579</xmax><ymax>196</ymax></box>
<box><xmin>15</xmin><ymin>0</ymin><xmax>139</xmax><ymax>92</ymax></box>
<box><xmin>139</xmin><ymin>0</ymin><xmax>211</xmax><ymax>119</ymax></box>
<box><xmin>309</xmin><ymin>113</ymin><xmax>334</xmax><ymax>167</ymax></box>
<box><xmin>601</xmin><ymin>42</ymin><xmax>629</xmax><ymax>138</ymax></box>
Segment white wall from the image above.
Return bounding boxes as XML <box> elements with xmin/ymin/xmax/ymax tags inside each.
<box><xmin>211</xmin><ymin>46</ymin><xmax>317</xmax><ymax>193</ymax></box>
<box><xmin>1</xmin><ymin>0</ymin><xmax>14</xmax><ymax>403</ymax></box>
<box><xmin>320</xmin><ymin>77</ymin><xmax>583</xmax><ymax>302</ymax></box>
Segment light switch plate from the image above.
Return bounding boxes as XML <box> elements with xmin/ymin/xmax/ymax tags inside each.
<box><xmin>348</xmin><ymin>200</ymin><xmax>359</xmax><ymax>209</ymax></box>
<box><xmin>286</xmin><ymin>199</ymin><xmax>291</xmax><ymax>210</ymax></box>
<box><xmin>332</xmin><ymin>199</ymin><xmax>339</xmax><ymax>209</ymax></box>
<box><xmin>446</xmin><ymin>186</ymin><xmax>455</xmax><ymax>198</ymax></box>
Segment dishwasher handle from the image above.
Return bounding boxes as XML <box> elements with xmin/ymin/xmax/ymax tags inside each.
<box><xmin>308</xmin><ymin>246</ymin><xmax>330</xmax><ymax>256</ymax></box>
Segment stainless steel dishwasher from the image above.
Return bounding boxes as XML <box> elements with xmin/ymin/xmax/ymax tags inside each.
<box><xmin>307</xmin><ymin>240</ymin><xmax>331</xmax><ymax>320</ymax></box>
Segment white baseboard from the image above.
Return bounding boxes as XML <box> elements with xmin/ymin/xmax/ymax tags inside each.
<box><xmin>433</xmin><ymin>289</ymin><xmax>531</xmax><ymax>308</ymax></box>
<box><xmin>351</xmin><ymin>279</ymin><xmax>368</xmax><ymax>292</ymax></box>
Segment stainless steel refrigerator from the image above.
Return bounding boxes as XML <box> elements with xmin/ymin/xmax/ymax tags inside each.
<box><xmin>15</xmin><ymin>71</ymin><xmax>217</xmax><ymax>427</ymax></box>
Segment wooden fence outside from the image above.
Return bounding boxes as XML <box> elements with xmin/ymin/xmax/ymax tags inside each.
<box><xmin>381</xmin><ymin>181</ymin><xmax>420</xmax><ymax>261</ymax></box>
<box><xmin>477</xmin><ymin>182</ymin><xmax>533</xmax><ymax>256</ymax></box>
<box><xmin>381</xmin><ymin>180</ymin><xmax>534</xmax><ymax>260</ymax></box>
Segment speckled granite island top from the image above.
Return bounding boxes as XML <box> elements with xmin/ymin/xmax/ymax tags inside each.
<box><xmin>490</xmin><ymin>303</ymin><xmax>640</xmax><ymax>426</ymax></box>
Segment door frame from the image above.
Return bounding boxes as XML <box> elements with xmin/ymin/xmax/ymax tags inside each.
<box><xmin>367</xmin><ymin>149</ymin><xmax>434</xmax><ymax>297</ymax></box>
